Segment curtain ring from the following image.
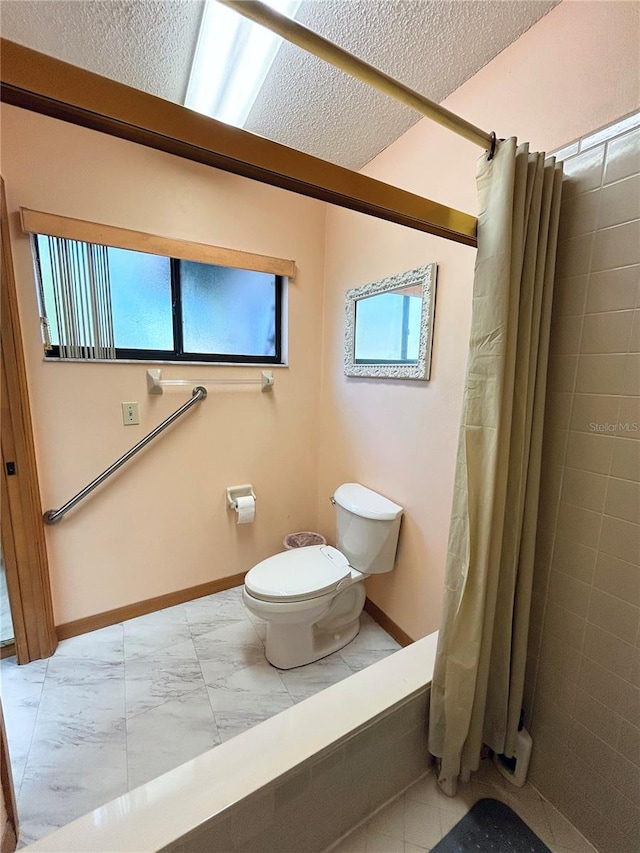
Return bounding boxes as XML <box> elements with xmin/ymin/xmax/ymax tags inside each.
<box><xmin>487</xmin><ymin>131</ymin><xmax>497</xmax><ymax>161</ymax></box>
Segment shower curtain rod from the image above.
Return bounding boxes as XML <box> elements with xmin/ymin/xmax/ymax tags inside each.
<box><xmin>217</xmin><ymin>0</ymin><xmax>495</xmax><ymax>153</ymax></box>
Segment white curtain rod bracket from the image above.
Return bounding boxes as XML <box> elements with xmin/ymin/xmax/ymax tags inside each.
<box><xmin>146</xmin><ymin>368</ymin><xmax>274</xmax><ymax>395</ymax></box>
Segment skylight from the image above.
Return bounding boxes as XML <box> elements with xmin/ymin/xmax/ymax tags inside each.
<box><xmin>185</xmin><ymin>0</ymin><xmax>302</xmax><ymax>128</ymax></box>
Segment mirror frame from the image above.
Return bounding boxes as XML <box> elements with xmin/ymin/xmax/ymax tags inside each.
<box><xmin>344</xmin><ymin>263</ymin><xmax>437</xmax><ymax>380</ymax></box>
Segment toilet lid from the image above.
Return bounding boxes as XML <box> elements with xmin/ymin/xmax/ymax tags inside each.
<box><xmin>245</xmin><ymin>545</ymin><xmax>351</xmax><ymax>602</ymax></box>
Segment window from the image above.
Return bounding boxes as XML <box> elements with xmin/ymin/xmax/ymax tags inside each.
<box><xmin>33</xmin><ymin>235</ymin><xmax>283</xmax><ymax>364</ymax></box>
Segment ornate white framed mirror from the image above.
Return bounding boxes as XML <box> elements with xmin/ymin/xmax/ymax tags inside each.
<box><xmin>344</xmin><ymin>263</ymin><xmax>437</xmax><ymax>380</ymax></box>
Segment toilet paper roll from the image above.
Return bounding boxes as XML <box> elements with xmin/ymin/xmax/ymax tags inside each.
<box><xmin>235</xmin><ymin>495</ymin><xmax>255</xmax><ymax>524</ymax></box>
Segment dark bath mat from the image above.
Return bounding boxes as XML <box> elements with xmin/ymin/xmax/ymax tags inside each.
<box><xmin>431</xmin><ymin>798</ymin><xmax>552</xmax><ymax>853</ymax></box>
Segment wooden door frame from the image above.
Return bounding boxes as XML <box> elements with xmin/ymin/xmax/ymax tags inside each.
<box><xmin>0</xmin><ymin>701</ymin><xmax>17</xmax><ymax>853</ymax></box>
<box><xmin>1</xmin><ymin>177</ymin><xmax>57</xmax><ymax>665</ymax></box>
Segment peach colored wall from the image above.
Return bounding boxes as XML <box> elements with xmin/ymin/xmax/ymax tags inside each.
<box><xmin>1</xmin><ymin>104</ymin><xmax>327</xmax><ymax>625</ymax></box>
<box><xmin>318</xmin><ymin>0</ymin><xmax>640</xmax><ymax>641</ymax></box>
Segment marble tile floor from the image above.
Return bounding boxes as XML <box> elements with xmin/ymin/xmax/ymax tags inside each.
<box><xmin>1</xmin><ymin>585</ymin><xmax>401</xmax><ymax>847</ymax></box>
<box><xmin>328</xmin><ymin>758</ymin><xmax>598</xmax><ymax>853</ymax></box>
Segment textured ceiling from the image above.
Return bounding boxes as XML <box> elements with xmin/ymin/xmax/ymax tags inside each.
<box><xmin>245</xmin><ymin>0</ymin><xmax>559</xmax><ymax>168</ymax></box>
<box><xmin>0</xmin><ymin>0</ymin><xmax>205</xmax><ymax>104</ymax></box>
<box><xmin>0</xmin><ymin>0</ymin><xmax>559</xmax><ymax>169</ymax></box>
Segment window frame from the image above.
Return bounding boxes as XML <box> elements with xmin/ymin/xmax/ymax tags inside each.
<box><xmin>27</xmin><ymin>210</ymin><xmax>288</xmax><ymax>366</ymax></box>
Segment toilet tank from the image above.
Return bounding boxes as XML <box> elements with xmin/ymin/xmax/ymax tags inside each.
<box><xmin>333</xmin><ymin>483</ymin><xmax>403</xmax><ymax>574</ymax></box>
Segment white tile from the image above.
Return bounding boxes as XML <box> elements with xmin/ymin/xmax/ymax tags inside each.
<box><xmin>1</xmin><ymin>660</ymin><xmax>48</xmax><ymax>793</ymax></box>
<box><xmin>338</xmin><ymin>618</ymin><xmax>400</xmax><ymax>671</ymax></box>
<box><xmin>215</xmin><ymin>708</ymin><xmax>288</xmax><ymax>742</ymax></box>
<box><xmin>561</xmin><ymin>147</ymin><xmax>605</xmax><ymax>199</ymax></box>
<box><xmin>187</xmin><ymin>588</ymin><xmax>243</xmax><ymax>611</ymax></box>
<box><xmin>0</xmin><ymin>657</ymin><xmax>48</xmax><ymax>701</ymax></box>
<box><xmin>340</xmin><ymin>648</ymin><xmax>401</xmax><ymax>673</ymax></box>
<box><xmin>17</xmin><ymin>762</ymin><xmax>127</xmax><ymax>848</ymax></box>
<box><xmin>184</xmin><ymin>590</ymin><xmax>248</xmax><ymax>637</ymax></box>
<box><xmin>581</xmin><ymin>113</ymin><xmax>640</xmax><ymax>152</ymax></box>
<box><xmin>3</xmin><ymin>700</ymin><xmax>38</xmax><ymax>796</ymax></box>
<box><xmin>469</xmin><ymin>777</ymin><xmax>504</xmax><ymax>803</ymax></box>
<box><xmin>28</xmin><ymin>699</ymin><xmax>126</xmax><ymax>763</ymax></box>
<box><xmin>123</xmin><ymin>609</ymin><xmax>192</xmax><ymax>660</ymax></box>
<box><xmin>357</xmin><ymin>613</ymin><xmax>401</xmax><ymax>647</ymax></box>
<box><xmin>207</xmin><ymin>685</ymin><xmax>294</xmax><ymax>719</ymax></box>
<box><xmin>474</xmin><ymin>755</ymin><xmax>542</xmax><ymax>801</ymax></box>
<box><xmin>278</xmin><ymin>655</ymin><xmax>354</xmax><ymax>701</ymax></box>
<box><xmin>366</xmin><ymin>796</ymin><xmax>406</xmax><ymax>839</ymax></box>
<box><xmin>365</xmin><ymin>830</ymin><xmax>405</xmax><ymax>852</ymax></box>
<box><xmin>197</xmin><ymin>644</ymin><xmax>267</xmax><ymax>688</ymax></box>
<box><xmin>123</xmin><ymin>604</ymin><xmax>188</xmax><ymax>634</ymax></box>
<box><xmin>406</xmin><ymin>771</ymin><xmax>471</xmax><ymax>817</ymax></box>
<box><xmin>205</xmin><ymin>660</ymin><xmax>289</xmax><ymax>707</ymax></box>
<box><xmin>38</xmin><ymin>659</ymin><xmax>125</xmax><ymax>715</ymax></box>
<box><xmin>552</xmin><ymin>141</ymin><xmax>580</xmax><ymax>161</ymax></box>
<box><xmin>605</xmin><ymin>126</ymin><xmax>640</xmax><ymax>184</ymax></box>
<box><xmin>53</xmin><ymin>623</ymin><xmax>123</xmax><ymax>663</ymax></box>
<box><xmin>127</xmin><ymin>686</ymin><xmax>220</xmax><ymax>790</ymax></box>
<box><xmin>403</xmin><ymin>800</ymin><xmax>442</xmax><ymax>849</ymax></box>
<box><xmin>38</xmin><ymin>654</ymin><xmax>123</xmax><ymax>688</ymax></box>
<box><xmin>438</xmin><ymin>805</ymin><xmax>466</xmax><ymax>837</ymax></box>
<box><xmin>591</xmin><ymin>220</ymin><xmax>640</xmax><ymax>272</ymax></box>
<box><xmin>192</xmin><ymin>620</ymin><xmax>263</xmax><ymax>658</ymax></box>
<box><xmin>124</xmin><ymin>657</ymin><xmax>205</xmax><ymax>718</ymax></box>
<box><xmin>25</xmin><ymin>731</ymin><xmax>127</xmax><ymax>781</ymax></box>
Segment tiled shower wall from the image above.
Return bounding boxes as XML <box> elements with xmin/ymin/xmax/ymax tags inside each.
<box><xmin>525</xmin><ymin>113</ymin><xmax>640</xmax><ymax>853</ymax></box>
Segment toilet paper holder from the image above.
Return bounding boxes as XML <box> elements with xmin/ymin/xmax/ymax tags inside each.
<box><xmin>226</xmin><ymin>484</ymin><xmax>256</xmax><ymax>510</ymax></box>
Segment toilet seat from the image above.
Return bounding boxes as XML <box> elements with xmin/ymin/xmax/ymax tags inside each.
<box><xmin>245</xmin><ymin>545</ymin><xmax>351</xmax><ymax>603</ymax></box>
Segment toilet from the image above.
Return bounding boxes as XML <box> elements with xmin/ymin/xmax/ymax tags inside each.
<box><xmin>242</xmin><ymin>483</ymin><xmax>403</xmax><ymax>669</ymax></box>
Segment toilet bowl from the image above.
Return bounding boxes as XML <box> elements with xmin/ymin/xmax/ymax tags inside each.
<box><xmin>243</xmin><ymin>483</ymin><xmax>403</xmax><ymax>669</ymax></box>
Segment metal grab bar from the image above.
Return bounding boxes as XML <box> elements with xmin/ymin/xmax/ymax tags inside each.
<box><xmin>43</xmin><ymin>386</ymin><xmax>207</xmax><ymax>525</ymax></box>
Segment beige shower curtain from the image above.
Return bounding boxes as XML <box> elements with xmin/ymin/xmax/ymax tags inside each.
<box><xmin>428</xmin><ymin>138</ymin><xmax>563</xmax><ymax>795</ymax></box>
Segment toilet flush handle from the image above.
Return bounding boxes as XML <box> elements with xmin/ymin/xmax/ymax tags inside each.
<box><xmin>329</xmin><ymin>497</ymin><xmax>336</xmax><ymax>505</ymax></box>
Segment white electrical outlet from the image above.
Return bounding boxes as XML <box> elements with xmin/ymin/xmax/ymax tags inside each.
<box><xmin>121</xmin><ymin>402</ymin><xmax>140</xmax><ymax>425</ymax></box>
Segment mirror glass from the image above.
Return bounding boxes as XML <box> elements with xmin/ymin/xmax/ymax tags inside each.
<box><xmin>344</xmin><ymin>264</ymin><xmax>437</xmax><ymax>380</ymax></box>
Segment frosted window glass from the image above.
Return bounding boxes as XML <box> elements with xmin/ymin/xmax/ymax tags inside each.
<box><xmin>38</xmin><ymin>240</ymin><xmax>173</xmax><ymax>351</ymax></box>
<box><xmin>108</xmin><ymin>248</ymin><xmax>173</xmax><ymax>350</ymax></box>
<box><xmin>36</xmin><ymin>236</ymin><xmax>281</xmax><ymax>362</ymax></box>
<box><xmin>181</xmin><ymin>262</ymin><xmax>276</xmax><ymax>357</ymax></box>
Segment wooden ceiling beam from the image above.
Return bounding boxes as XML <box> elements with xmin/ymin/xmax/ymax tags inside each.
<box><xmin>0</xmin><ymin>39</ymin><xmax>477</xmax><ymax>247</ymax></box>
